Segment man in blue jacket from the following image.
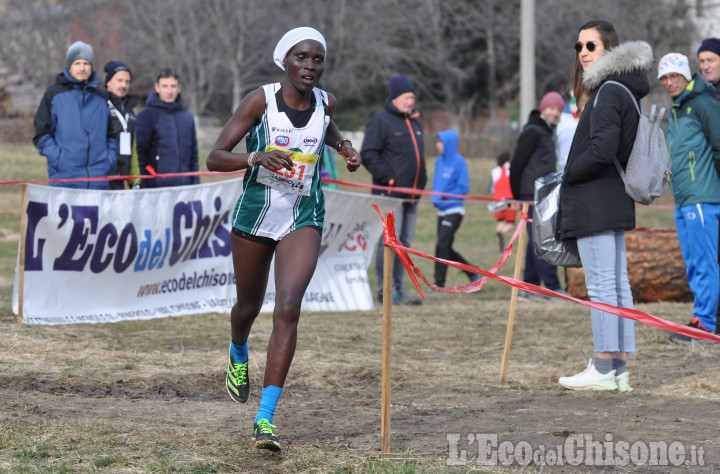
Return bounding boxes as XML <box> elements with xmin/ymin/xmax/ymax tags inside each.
<box><xmin>432</xmin><ymin>129</ymin><xmax>480</xmax><ymax>287</ymax></box>
<box><xmin>33</xmin><ymin>41</ymin><xmax>117</xmax><ymax>189</ymax></box>
<box><xmin>658</xmin><ymin>53</ymin><xmax>720</xmax><ymax>344</ymax></box>
<box><xmin>361</xmin><ymin>75</ymin><xmax>427</xmax><ymax>305</ymax></box>
<box><xmin>136</xmin><ymin>69</ymin><xmax>199</xmax><ymax>188</ymax></box>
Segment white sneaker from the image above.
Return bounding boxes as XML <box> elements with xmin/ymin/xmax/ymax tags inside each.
<box><xmin>559</xmin><ymin>359</ymin><xmax>618</xmax><ymax>390</ymax></box>
<box><xmin>616</xmin><ymin>371</ymin><xmax>633</xmax><ymax>392</ymax></box>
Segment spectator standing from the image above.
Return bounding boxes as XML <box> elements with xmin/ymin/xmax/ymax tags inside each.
<box><xmin>509</xmin><ymin>91</ymin><xmax>564</xmax><ymax>298</ymax></box>
<box><xmin>697</xmin><ymin>38</ymin><xmax>720</xmax><ymax>331</ymax></box>
<box><xmin>557</xmin><ymin>21</ymin><xmax>653</xmax><ymax>391</ymax></box>
<box><xmin>697</xmin><ymin>38</ymin><xmax>720</xmax><ymax>102</ymax></box>
<box><xmin>361</xmin><ymin>75</ymin><xmax>427</xmax><ymax>305</ymax></box>
<box><xmin>657</xmin><ymin>53</ymin><xmax>720</xmax><ymax>344</ymax></box>
<box><xmin>555</xmin><ymin>96</ymin><xmax>579</xmax><ymax>171</ymax></box>
<box><xmin>431</xmin><ymin>129</ymin><xmax>480</xmax><ymax>287</ymax></box>
<box><xmin>33</xmin><ymin>41</ymin><xmax>117</xmax><ymax>189</ymax></box>
<box><xmin>488</xmin><ymin>151</ymin><xmax>516</xmax><ymax>252</ymax></box>
<box><xmin>136</xmin><ymin>69</ymin><xmax>199</xmax><ymax>187</ymax></box>
<box><xmin>104</xmin><ymin>61</ymin><xmax>137</xmax><ymax>189</ymax></box>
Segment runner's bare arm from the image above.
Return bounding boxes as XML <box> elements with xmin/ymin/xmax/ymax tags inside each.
<box><xmin>207</xmin><ymin>87</ymin><xmax>293</xmax><ymax>172</ymax></box>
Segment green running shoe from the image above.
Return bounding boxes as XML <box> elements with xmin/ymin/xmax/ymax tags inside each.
<box><xmin>616</xmin><ymin>372</ymin><xmax>633</xmax><ymax>392</ymax></box>
<box><xmin>252</xmin><ymin>419</ymin><xmax>281</xmax><ymax>452</ymax></box>
<box><xmin>226</xmin><ymin>345</ymin><xmax>249</xmax><ymax>403</ymax></box>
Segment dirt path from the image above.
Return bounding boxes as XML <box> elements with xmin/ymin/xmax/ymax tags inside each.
<box><xmin>1</xmin><ymin>298</ymin><xmax>719</xmax><ymax>472</ymax></box>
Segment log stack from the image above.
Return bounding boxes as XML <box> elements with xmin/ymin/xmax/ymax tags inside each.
<box><xmin>565</xmin><ymin>228</ymin><xmax>692</xmax><ymax>303</ymax></box>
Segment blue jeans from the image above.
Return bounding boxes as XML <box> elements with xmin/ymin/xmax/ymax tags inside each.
<box><xmin>675</xmin><ymin>203</ymin><xmax>720</xmax><ymax>332</ymax></box>
<box><xmin>576</xmin><ymin>231</ymin><xmax>636</xmax><ymax>353</ymax></box>
<box><xmin>376</xmin><ymin>201</ymin><xmax>419</xmax><ymax>297</ymax></box>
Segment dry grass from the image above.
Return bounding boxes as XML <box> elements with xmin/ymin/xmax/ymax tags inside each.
<box><xmin>1</xmin><ymin>144</ymin><xmax>717</xmax><ymax>473</ymax></box>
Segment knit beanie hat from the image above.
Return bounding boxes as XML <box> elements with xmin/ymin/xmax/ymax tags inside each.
<box><xmin>657</xmin><ymin>53</ymin><xmax>692</xmax><ymax>81</ymax></box>
<box><xmin>539</xmin><ymin>91</ymin><xmax>565</xmax><ymax>111</ymax></box>
<box><xmin>104</xmin><ymin>61</ymin><xmax>133</xmax><ymax>85</ymax></box>
<box><xmin>389</xmin><ymin>75</ymin><xmax>415</xmax><ymax>100</ymax></box>
<box><xmin>697</xmin><ymin>38</ymin><xmax>720</xmax><ymax>58</ymax></box>
<box><xmin>66</xmin><ymin>41</ymin><xmax>94</xmax><ymax>69</ymax></box>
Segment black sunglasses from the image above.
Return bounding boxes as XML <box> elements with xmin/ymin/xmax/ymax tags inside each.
<box><xmin>574</xmin><ymin>41</ymin><xmax>597</xmax><ymax>53</ymax></box>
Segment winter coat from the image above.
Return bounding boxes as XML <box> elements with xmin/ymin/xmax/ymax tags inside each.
<box><xmin>509</xmin><ymin>110</ymin><xmax>557</xmax><ymax>198</ymax></box>
<box><xmin>33</xmin><ymin>70</ymin><xmax>117</xmax><ymax>189</ymax></box>
<box><xmin>558</xmin><ymin>41</ymin><xmax>653</xmax><ymax>239</ymax></box>
<box><xmin>107</xmin><ymin>92</ymin><xmax>137</xmax><ymax>177</ymax></box>
<box><xmin>431</xmin><ymin>129</ymin><xmax>470</xmax><ymax>213</ymax></box>
<box><xmin>136</xmin><ymin>91</ymin><xmax>199</xmax><ymax>188</ymax></box>
<box><xmin>360</xmin><ymin>98</ymin><xmax>427</xmax><ymax>201</ymax></box>
<box><xmin>666</xmin><ymin>74</ymin><xmax>720</xmax><ymax>207</ymax></box>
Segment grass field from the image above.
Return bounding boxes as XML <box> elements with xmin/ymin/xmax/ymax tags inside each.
<box><xmin>2</xmin><ymin>144</ymin><xmax>718</xmax><ymax>473</ymax></box>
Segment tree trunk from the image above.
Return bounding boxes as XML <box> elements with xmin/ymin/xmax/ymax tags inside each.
<box><xmin>566</xmin><ymin>229</ymin><xmax>692</xmax><ymax>303</ymax></box>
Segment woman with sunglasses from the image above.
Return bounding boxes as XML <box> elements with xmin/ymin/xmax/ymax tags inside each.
<box><xmin>556</xmin><ymin>20</ymin><xmax>653</xmax><ymax>391</ymax></box>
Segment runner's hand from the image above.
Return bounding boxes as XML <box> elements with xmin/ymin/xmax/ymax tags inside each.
<box><xmin>340</xmin><ymin>146</ymin><xmax>361</xmax><ymax>172</ymax></box>
<box><xmin>256</xmin><ymin>150</ymin><xmax>294</xmax><ymax>171</ymax></box>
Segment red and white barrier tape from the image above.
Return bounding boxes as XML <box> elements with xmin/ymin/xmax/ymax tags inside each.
<box><xmin>372</xmin><ymin>205</ymin><xmax>720</xmax><ymax>344</ymax></box>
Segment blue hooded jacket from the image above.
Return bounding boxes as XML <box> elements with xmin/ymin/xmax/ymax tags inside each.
<box><xmin>136</xmin><ymin>91</ymin><xmax>199</xmax><ymax>188</ymax></box>
<box><xmin>431</xmin><ymin>130</ymin><xmax>470</xmax><ymax>212</ymax></box>
<box><xmin>33</xmin><ymin>69</ymin><xmax>117</xmax><ymax>189</ymax></box>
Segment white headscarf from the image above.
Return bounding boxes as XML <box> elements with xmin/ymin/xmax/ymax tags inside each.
<box><xmin>273</xmin><ymin>27</ymin><xmax>327</xmax><ymax>70</ymax></box>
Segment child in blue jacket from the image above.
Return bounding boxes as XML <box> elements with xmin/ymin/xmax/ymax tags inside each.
<box><xmin>432</xmin><ymin>130</ymin><xmax>480</xmax><ymax>287</ymax></box>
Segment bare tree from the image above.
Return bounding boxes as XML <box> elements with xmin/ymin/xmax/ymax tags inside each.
<box><xmin>0</xmin><ymin>0</ymin><xmax>696</xmax><ymax>123</ymax></box>
<box><xmin>0</xmin><ymin>0</ymin><xmax>76</xmax><ymax>86</ymax></box>
<box><xmin>205</xmin><ymin>0</ymin><xmax>274</xmax><ymax>113</ymax></box>
<box><xmin>119</xmin><ymin>0</ymin><xmax>223</xmax><ymax>114</ymax></box>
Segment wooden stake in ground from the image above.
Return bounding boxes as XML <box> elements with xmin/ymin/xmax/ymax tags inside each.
<box><xmin>500</xmin><ymin>202</ymin><xmax>529</xmax><ymax>383</ymax></box>
<box><xmin>381</xmin><ymin>213</ymin><xmax>393</xmax><ymax>454</ymax></box>
<box><xmin>17</xmin><ymin>184</ymin><xmax>28</xmax><ymax>323</ymax></box>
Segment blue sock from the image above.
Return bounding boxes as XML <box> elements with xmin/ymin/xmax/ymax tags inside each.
<box><xmin>230</xmin><ymin>340</ymin><xmax>248</xmax><ymax>363</ymax></box>
<box><xmin>612</xmin><ymin>358</ymin><xmax>627</xmax><ymax>376</ymax></box>
<box><xmin>255</xmin><ymin>385</ymin><xmax>283</xmax><ymax>424</ymax></box>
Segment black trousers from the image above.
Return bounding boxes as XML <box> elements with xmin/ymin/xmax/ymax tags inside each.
<box><xmin>434</xmin><ymin>212</ymin><xmax>476</xmax><ymax>286</ymax></box>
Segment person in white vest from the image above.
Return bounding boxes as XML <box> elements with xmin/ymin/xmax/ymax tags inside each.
<box><xmin>206</xmin><ymin>27</ymin><xmax>360</xmax><ymax>453</ymax></box>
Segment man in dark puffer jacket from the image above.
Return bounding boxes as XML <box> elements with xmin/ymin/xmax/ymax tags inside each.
<box><xmin>361</xmin><ymin>75</ymin><xmax>427</xmax><ymax>305</ymax></box>
<box><xmin>510</xmin><ymin>92</ymin><xmax>564</xmax><ymax>298</ymax></box>
<box><xmin>136</xmin><ymin>68</ymin><xmax>199</xmax><ymax>188</ymax></box>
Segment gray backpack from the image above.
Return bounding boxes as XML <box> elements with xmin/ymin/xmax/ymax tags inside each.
<box><xmin>594</xmin><ymin>80</ymin><xmax>671</xmax><ymax>205</ymax></box>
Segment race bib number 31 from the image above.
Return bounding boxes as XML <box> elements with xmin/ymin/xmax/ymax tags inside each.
<box><xmin>256</xmin><ymin>146</ymin><xmax>318</xmax><ymax>196</ymax></box>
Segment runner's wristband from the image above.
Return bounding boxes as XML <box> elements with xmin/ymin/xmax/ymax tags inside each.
<box><xmin>336</xmin><ymin>138</ymin><xmax>351</xmax><ymax>152</ymax></box>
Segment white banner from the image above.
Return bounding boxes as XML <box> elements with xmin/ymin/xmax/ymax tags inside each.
<box><xmin>13</xmin><ymin>181</ymin><xmax>402</xmax><ymax>324</ymax></box>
